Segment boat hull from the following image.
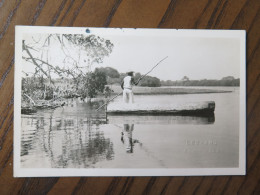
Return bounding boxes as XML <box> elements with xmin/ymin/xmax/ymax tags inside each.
<box><xmin>107</xmin><ymin>101</ymin><xmax>215</xmax><ymax>116</ymax></box>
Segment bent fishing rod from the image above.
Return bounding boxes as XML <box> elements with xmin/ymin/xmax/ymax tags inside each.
<box><xmin>96</xmin><ymin>56</ymin><xmax>168</xmax><ymax>111</ymax></box>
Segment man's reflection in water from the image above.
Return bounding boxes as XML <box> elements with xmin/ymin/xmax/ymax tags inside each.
<box><xmin>121</xmin><ymin>124</ymin><xmax>140</xmax><ymax>153</ymax></box>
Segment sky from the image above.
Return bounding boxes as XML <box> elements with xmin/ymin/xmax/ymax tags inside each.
<box><xmin>94</xmin><ymin>34</ymin><xmax>240</xmax><ymax>80</ymax></box>
<box><xmin>22</xmin><ymin>30</ymin><xmax>241</xmax><ymax>81</ymax></box>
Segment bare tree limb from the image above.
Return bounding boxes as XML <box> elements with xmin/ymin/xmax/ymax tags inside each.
<box><xmin>26</xmin><ymin>45</ymin><xmax>39</xmax><ymax>52</ymax></box>
<box><xmin>23</xmin><ymin>93</ymin><xmax>36</xmax><ymax>105</ymax></box>
<box><xmin>23</xmin><ymin>57</ymin><xmax>62</xmax><ymax>75</ymax></box>
<box><xmin>23</xmin><ymin>40</ymin><xmax>53</xmax><ymax>83</ymax></box>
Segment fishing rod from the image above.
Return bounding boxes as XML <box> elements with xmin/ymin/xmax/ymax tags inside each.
<box><xmin>96</xmin><ymin>56</ymin><xmax>168</xmax><ymax>111</ymax></box>
<box><xmin>135</xmin><ymin>56</ymin><xmax>168</xmax><ymax>84</ymax></box>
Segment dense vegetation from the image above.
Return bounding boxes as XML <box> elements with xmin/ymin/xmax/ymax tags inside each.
<box><xmin>134</xmin><ymin>73</ymin><xmax>161</xmax><ymax>87</ymax></box>
<box><xmin>161</xmin><ymin>76</ymin><xmax>240</xmax><ymax>86</ymax></box>
<box><xmin>22</xmin><ymin>33</ymin><xmax>114</xmax><ymax>108</ymax></box>
<box><xmin>101</xmin><ymin>70</ymin><xmax>161</xmax><ymax>87</ymax></box>
<box><xmin>101</xmin><ymin>68</ymin><xmax>239</xmax><ymax>87</ymax></box>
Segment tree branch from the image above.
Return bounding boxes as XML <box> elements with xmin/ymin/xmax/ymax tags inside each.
<box><xmin>23</xmin><ymin>57</ymin><xmax>62</xmax><ymax>75</ymax></box>
<box><xmin>23</xmin><ymin>93</ymin><xmax>36</xmax><ymax>105</ymax></box>
<box><xmin>23</xmin><ymin>40</ymin><xmax>53</xmax><ymax>83</ymax></box>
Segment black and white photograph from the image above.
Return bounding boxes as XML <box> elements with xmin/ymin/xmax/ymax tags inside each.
<box><xmin>14</xmin><ymin>26</ymin><xmax>246</xmax><ymax>177</ymax></box>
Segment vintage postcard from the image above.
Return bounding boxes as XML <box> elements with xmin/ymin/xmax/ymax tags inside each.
<box><xmin>14</xmin><ymin>26</ymin><xmax>246</xmax><ymax>177</ymax></box>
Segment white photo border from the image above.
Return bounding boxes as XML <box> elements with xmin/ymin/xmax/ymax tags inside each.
<box><xmin>14</xmin><ymin>26</ymin><xmax>246</xmax><ymax>177</ymax></box>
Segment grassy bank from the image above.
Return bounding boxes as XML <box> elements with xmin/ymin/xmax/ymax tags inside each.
<box><xmin>109</xmin><ymin>85</ymin><xmax>232</xmax><ymax>95</ymax></box>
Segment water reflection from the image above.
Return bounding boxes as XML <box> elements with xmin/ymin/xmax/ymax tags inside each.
<box><xmin>21</xmin><ymin>108</ymin><xmax>114</xmax><ymax>168</ymax></box>
<box><xmin>21</xmin><ymin>103</ymin><xmax>215</xmax><ymax>168</ymax></box>
<box><xmin>121</xmin><ymin>124</ymin><xmax>139</xmax><ymax>153</ymax></box>
<box><xmin>20</xmin><ymin>91</ymin><xmax>240</xmax><ymax>169</ymax></box>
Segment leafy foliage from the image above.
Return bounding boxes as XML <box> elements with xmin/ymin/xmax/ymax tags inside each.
<box><xmin>22</xmin><ymin>33</ymin><xmax>114</xmax><ymax>100</ymax></box>
<box><xmin>22</xmin><ymin>77</ymin><xmax>54</xmax><ymax>100</ymax></box>
<box><xmin>76</xmin><ymin>69</ymin><xmax>108</xmax><ymax>99</ymax></box>
<box><xmin>63</xmin><ymin>34</ymin><xmax>114</xmax><ymax>65</ymax></box>
<box><xmin>95</xmin><ymin>67</ymin><xmax>120</xmax><ymax>78</ymax></box>
<box><xmin>138</xmin><ymin>76</ymin><xmax>161</xmax><ymax>87</ymax></box>
<box><xmin>86</xmin><ymin>69</ymin><xmax>107</xmax><ymax>98</ymax></box>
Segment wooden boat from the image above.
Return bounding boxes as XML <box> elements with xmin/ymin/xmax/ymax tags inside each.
<box><xmin>21</xmin><ymin>107</ymin><xmax>37</xmax><ymax>115</ymax></box>
<box><xmin>107</xmin><ymin>114</ymin><xmax>215</xmax><ymax>125</ymax></box>
<box><xmin>107</xmin><ymin>101</ymin><xmax>215</xmax><ymax>116</ymax></box>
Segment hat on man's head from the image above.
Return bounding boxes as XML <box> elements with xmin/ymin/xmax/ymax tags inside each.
<box><xmin>126</xmin><ymin>69</ymin><xmax>134</xmax><ymax>74</ymax></box>
<box><xmin>126</xmin><ymin>70</ymin><xmax>134</xmax><ymax>76</ymax></box>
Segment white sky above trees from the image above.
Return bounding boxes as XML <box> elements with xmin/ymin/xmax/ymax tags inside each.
<box><xmin>95</xmin><ymin>35</ymin><xmax>240</xmax><ymax>80</ymax></box>
<box><xmin>22</xmin><ymin>30</ymin><xmax>240</xmax><ymax>81</ymax></box>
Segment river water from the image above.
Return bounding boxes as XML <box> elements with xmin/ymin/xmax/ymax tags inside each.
<box><xmin>21</xmin><ymin>87</ymin><xmax>240</xmax><ymax>168</ymax></box>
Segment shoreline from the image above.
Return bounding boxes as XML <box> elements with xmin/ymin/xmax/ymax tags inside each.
<box><xmin>109</xmin><ymin>85</ymin><xmax>234</xmax><ymax>95</ymax></box>
<box><xmin>21</xmin><ymin>86</ymin><xmax>235</xmax><ymax>114</ymax></box>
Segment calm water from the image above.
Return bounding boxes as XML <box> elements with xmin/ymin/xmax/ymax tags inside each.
<box><xmin>21</xmin><ymin>87</ymin><xmax>240</xmax><ymax>168</ymax></box>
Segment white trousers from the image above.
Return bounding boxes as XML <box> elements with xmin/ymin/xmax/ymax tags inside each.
<box><xmin>123</xmin><ymin>88</ymin><xmax>134</xmax><ymax>103</ymax></box>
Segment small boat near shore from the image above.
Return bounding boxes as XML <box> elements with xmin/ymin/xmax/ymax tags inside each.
<box><xmin>107</xmin><ymin>101</ymin><xmax>215</xmax><ymax>116</ymax></box>
<box><xmin>107</xmin><ymin>114</ymin><xmax>215</xmax><ymax>125</ymax></box>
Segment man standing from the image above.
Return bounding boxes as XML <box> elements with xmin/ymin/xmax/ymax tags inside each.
<box><xmin>121</xmin><ymin>71</ymin><xmax>138</xmax><ymax>103</ymax></box>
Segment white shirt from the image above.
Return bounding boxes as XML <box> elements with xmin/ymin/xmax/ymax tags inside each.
<box><xmin>123</xmin><ymin>76</ymin><xmax>133</xmax><ymax>89</ymax></box>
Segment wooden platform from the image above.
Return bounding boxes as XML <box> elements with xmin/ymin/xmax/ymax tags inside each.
<box><xmin>107</xmin><ymin>101</ymin><xmax>215</xmax><ymax>115</ymax></box>
<box><xmin>107</xmin><ymin>114</ymin><xmax>215</xmax><ymax>125</ymax></box>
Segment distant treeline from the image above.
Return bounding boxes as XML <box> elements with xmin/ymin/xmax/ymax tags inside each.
<box><xmin>97</xmin><ymin>67</ymin><xmax>161</xmax><ymax>87</ymax></box>
<box><xmin>97</xmin><ymin>67</ymin><xmax>240</xmax><ymax>87</ymax></box>
<box><xmin>161</xmin><ymin>78</ymin><xmax>240</xmax><ymax>86</ymax></box>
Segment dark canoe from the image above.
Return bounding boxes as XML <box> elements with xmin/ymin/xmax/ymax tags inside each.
<box><xmin>21</xmin><ymin>107</ymin><xmax>37</xmax><ymax>115</ymax></box>
<box><xmin>107</xmin><ymin>114</ymin><xmax>215</xmax><ymax>125</ymax></box>
<box><xmin>106</xmin><ymin>101</ymin><xmax>215</xmax><ymax>116</ymax></box>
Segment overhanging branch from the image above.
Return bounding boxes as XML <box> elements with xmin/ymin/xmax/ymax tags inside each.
<box><xmin>23</xmin><ymin>40</ymin><xmax>53</xmax><ymax>84</ymax></box>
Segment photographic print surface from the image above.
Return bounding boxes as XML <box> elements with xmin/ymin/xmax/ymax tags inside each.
<box><xmin>14</xmin><ymin>26</ymin><xmax>246</xmax><ymax>176</ymax></box>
